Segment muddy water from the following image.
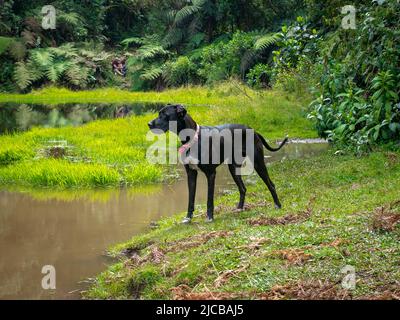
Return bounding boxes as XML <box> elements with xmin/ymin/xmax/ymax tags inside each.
<box><xmin>0</xmin><ymin>142</ymin><xmax>328</xmax><ymax>299</ymax></box>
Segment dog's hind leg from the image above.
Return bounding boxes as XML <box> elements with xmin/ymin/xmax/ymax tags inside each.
<box><xmin>228</xmin><ymin>164</ymin><xmax>247</xmax><ymax>210</ymax></box>
<box><xmin>183</xmin><ymin>165</ymin><xmax>198</xmax><ymax>224</ymax></box>
<box><xmin>254</xmin><ymin>152</ymin><xmax>282</xmax><ymax>209</ymax></box>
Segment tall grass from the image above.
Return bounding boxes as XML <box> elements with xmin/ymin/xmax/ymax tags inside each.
<box><xmin>0</xmin><ymin>83</ymin><xmax>316</xmax><ymax>188</ymax></box>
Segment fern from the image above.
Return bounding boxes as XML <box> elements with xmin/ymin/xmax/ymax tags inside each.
<box><xmin>121</xmin><ymin>37</ymin><xmax>146</xmax><ymax>49</ymax></box>
<box><xmin>163</xmin><ymin>28</ymin><xmax>184</xmax><ymax>48</ymax></box>
<box><xmin>140</xmin><ymin>66</ymin><xmax>164</xmax><ymax>81</ymax></box>
<box><xmin>12</xmin><ymin>43</ymin><xmax>110</xmax><ymax>91</ymax></box>
<box><xmin>58</xmin><ymin>11</ymin><xmax>82</xmax><ymax>27</ymax></box>
<box><xmin>174</xmin><ymin>0</ymin><xmax>205</xmax><ymax>26</ymax></box>
<box><xmin>45</xmin><ymin>61</ymin><xmax>71</xmax><ymax>82</ymax></box>
<box><xmin>13</xmin><ymin>62</ymin><xmax>33</xmax><ymax>90</ymax></box>
<box><xmin>254</xmin><ymin>33</ymin><xmax>280</xmax><ymax>52</ymax></box>
<box><xmin>49</xmin><ymin>44</ymin><xmax>78</xmax><ymax>58</ymax></box>
<box><xmin>65</xmin><ymin>64</ymin><xmax>88</xmax><ymax>86</ymax></box>
<box><xmin>138</xmin><ymin>45</ymin><xmax>169</xmax><ymax>60</ymax></box>
<box><xmin>8</xmin><ymin>41</ymin><xmax>27</xmax><ymax>61</ymax></box>
<box><xmin>31</xmin><ymin>49</ymin><xmax>55</xmax><ymax>69</ymax></box>
<box><xmin>241</xmin><ymin>33</ymin><xmax>280</xmax><ymax>75</ymax></box>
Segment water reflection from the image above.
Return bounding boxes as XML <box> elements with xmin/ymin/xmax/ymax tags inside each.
<box><xmin>0</xmin><ymin>102</ymin><xmax>165</xmax><ymax>133</ymax></box>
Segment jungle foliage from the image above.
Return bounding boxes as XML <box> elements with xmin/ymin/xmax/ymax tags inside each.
<box><xmin>0</xmin><ymin>0</ymin><xmax>399</xmax><ymax>150</ymax></box>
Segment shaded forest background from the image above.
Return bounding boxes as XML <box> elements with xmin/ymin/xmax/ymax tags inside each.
<box><xmin>0</xmin><ymin>0</ymin><xmax>399</xmax><ymax>150</ymax></box>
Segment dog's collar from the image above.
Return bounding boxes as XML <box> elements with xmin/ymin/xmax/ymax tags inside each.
<box><xmin>179</xmin><ymin>125</ymin><xmax>200</xmax><ymax>155</ymax></box>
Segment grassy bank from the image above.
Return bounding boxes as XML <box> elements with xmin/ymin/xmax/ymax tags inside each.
<box><xmin>0</xmin><ymin>84</ymin><xmax>315</xmax><ymax>188</ymax></box>
<box><xmin>85</xmin><ymin>150</ymin><xmax>400</xmax><ymax>300</ymax></box>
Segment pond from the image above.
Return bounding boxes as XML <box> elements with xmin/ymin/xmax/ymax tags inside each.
<box><xmin>0</xmin><ymin>141</ymin><xmax>329</xmax><ymax>299</ymax></box>
<box><xmin>0</xmin><ymin>102</ymin><xmax>165</xmax><ymax>133</ymax></box>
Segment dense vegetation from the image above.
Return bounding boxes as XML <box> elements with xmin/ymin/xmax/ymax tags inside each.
<box><xmin>1</xmin><ymin>0</ymin><xmax>399</xmax><ymax>151</ymax></box>
<box><xmin>1</xmin><ymin>1</ymin><xmax>399</xmax><ymax>301</ymax></box>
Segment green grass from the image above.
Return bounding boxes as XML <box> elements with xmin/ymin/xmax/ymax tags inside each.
<box><xmin>0</xmin><ymin>84</ymin><xmax>316</xmax><ymax>188</ymax></box>
<box><xmin>85</xmin><ymin>150</ymin><xmax>400</xmax><ymax>299</ymax></box>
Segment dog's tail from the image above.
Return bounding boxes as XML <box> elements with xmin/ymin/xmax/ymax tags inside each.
<box><xmin>257</xmin><ymin>133</ymin><xmax>289</xmax><ymax>152</ymax></box>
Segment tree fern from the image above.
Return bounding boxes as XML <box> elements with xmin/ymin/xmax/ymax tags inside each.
<box><xmin>57</xmin><ymin>11</ymin><xmax>82</xmax><ymax>27</ymax></box>
<box><xmin>174</xmin><ymin>1</ymin><xmax>204</xmax><ymax>27</ymax></box>
<box><xmin>163</xmin><ymin>28</ymin><xmax>184</xmax><ymax>48</ymax></box>
<box><xmin>137</xmin><ymin>45</ymin><xmax>169</xmax><ymax>60</ymax></box>
<box><xmin>254</xmin><ymin>33</ymin><xmax>280</xmax><ymax>52</ymax></box>
<box><xmin>241</xmin><ymin>33</ymin><xmax>280</xmax><ymax>75</ymax></box>
<box><xmin>121</xmin><ymin>37</ymin><xmax>146</xmax><ymax>49</ymax></box>
<box><xmin>140</xmin><ymin>66</ymin><xmax>164</xmax><ymax>81</ymax></box>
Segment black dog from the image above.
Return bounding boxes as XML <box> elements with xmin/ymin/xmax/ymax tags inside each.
<box><xmin>148</xmin><ymin>104</ymin><xmax>288</xmax><ymax>223</ymax></box>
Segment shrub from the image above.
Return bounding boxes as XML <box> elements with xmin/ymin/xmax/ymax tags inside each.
<box><xmin>246</xmin><ymin>63</ymin><xmax>273</xmax><ymax>89</ymax></box>
<box><xmin>308</xmin><ymin>1</ymin><xmax>400</xmax><ymax>152</ymax></box>
<box><xmin>163</xmin><ymin>56</ymin><xmax>197</xmax><ymax>87</ymax></box>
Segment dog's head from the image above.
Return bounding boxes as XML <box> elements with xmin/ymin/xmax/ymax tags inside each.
<box><xmin>148</xmin><ymin>104</ymin><xmax>187</xmax><ymax>134</ymax></box>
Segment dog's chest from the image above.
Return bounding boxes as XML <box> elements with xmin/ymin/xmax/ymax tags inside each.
<box><xmin>186</xmin><ymin>156</ymin><xmax>200</xmax><ymax>171</ymax></box>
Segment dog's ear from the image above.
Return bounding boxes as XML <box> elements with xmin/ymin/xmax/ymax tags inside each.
<box><xmin>176</xmin><ymin>105</ymin><xmax>187</xmax><ymax>118</ymax></box>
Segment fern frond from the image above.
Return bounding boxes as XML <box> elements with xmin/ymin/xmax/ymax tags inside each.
<box><xmin>163</xmin><ymin>28</ymin><xmax>184</xmax><ymax>48</ymax></box>
<box><xmin>140</xmin><ymin>66</ymin><xmax>163</xmax><ymax>81</ymax></box>
<box><xmin>58</xmin><ymin>12</ymin><xmax>82</xmax><ymax>27</ymax></box>
<box><xmin>121</xmin><ymin>37</ymin><xmax>146</xmax><ymax>48</ymax></box>
<box><xmin>254</xmin><ymin>33</ymin><xmax>280</xmax><ymax>52</ymax></box>
<box><xmin>49</xmin><ymin>44</ymin><xmax>78</xmax><ymax>58</ymax></box>
<box><xmin>138</xmin><ymin>45</ymin><xmax>169</xmax><ymax>60</ymax></box>
<box><xmin>31</xmin><ymin>49</ymin><xmax>55</xmax><ymax>68</ymax></box>
<box><xmin>10</xmin><ymin>42</ymin><xmax>27</xmax><ymax>61</ymax></box>
<box><xmin>65</xmin><ymin>64</ymin><xmax>88</xmax><ymax>86</ymax></box>
<box><xmin>240</xmin><ymin>50</ymin><xmax>258</xmax><ymax>75</ymax></box>
<box><xmin>21</xmin><ymin>30</ymin><xmax>36</xmax><ymax>47</ymax></box>
<box><xmin>45</xmin><ymin>61</ymin><xmax>70</xmax><ymax>82</ymax></box>
<box><xmin>175</xmin><ymin>0</ymin><xmax>205</xmax><ymax>27</ymax></box>
<box><xmin>13</xmin><ymin>62</ymin><xmax>34</xmax><ymax>90</ymax></box>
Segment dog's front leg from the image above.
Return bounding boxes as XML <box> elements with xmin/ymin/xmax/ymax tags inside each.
<box><xmin>205</xmin><ymin>170</ymin><xmax>216</xmax><ymax>222</ymax></box>
<box><xmin>182</xmin><ymin>165</ymin><xmax>198</xmax><ymax>224</ymax></box>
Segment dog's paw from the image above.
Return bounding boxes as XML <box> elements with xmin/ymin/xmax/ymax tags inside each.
<box><xmin>181</xmin><ymin>217</ymin><xmax>192</xmax><ymax>224</ymax></box>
